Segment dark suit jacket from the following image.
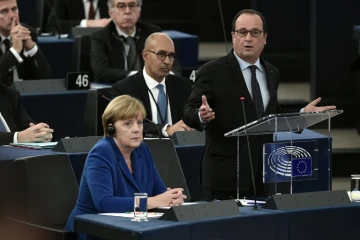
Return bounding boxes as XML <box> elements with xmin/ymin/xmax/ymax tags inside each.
<box><xmin>182</xmin><ymin>51</ymin><xmax>280</xmax><ymax>194</ymax></box>
<box><xmin>112</xmin><ymin>71</ymin><xmax>192</xmax><ymax>137</ymax></box>
<box><xmin>91</xmin><ymin>21</ymin><xmax>161</xmax><ymax>84</ymax></box>
<box><xmin>0</xmin><ymin>24</ymin><xmax>52</xmax><ymax>86</ymax></box>
<box><xmin>65</xmin><ymin>137</ymin><xmax>166</xmax><ymax>240</ymax></box>
<box><xmin>0</xmin><ymin>83</ymin><xmax>33</xmax><ymax>145</ymax></box>
<box><xmin>47</xmin><ymin>0</ymin><xmax>109</xmax><ymax>34</ymax></box>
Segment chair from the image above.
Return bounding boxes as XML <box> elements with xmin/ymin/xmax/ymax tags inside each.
<box><xmin>3</xmin><ymin>154</ymin><xmax>79</xmax><ymax>240</ymax></box>
<box><xmin>144</xmin><ymin>139</ymin><xmax>191</xmax><ymax>201</ymax></box>
<box><xmin>83</xmin><ymin>88</ymin><xmax>112</xmax><ymax>137</ymax></box>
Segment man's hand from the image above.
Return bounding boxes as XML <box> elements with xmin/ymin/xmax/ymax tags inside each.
<box><xmin>87</xmin><ymin>18</ymin><xmax>112</xmax><ymax>27</ymax></box>
<box><xmin>304</xmin><ymin>97</ymin><xmax>336</xmax><ymax>113</ymax></box>
<box><xmin>10</xmin><ymin>17</ymin><xmax>29</xmax><ymax>53</ymax></box>
<box><xmin>199</xmin><ymin>95</ymin><xmax>215</xmax><ymax>122</ymax></box>
<box><xmin>17</xmin><ymin>123</ymin><xmax>54</xmax><ymax>143</ymax></box>
<box><xmin>165</xmin><ymin>120</ymin><xmax>193</xmax><ymax>136</ymax></box>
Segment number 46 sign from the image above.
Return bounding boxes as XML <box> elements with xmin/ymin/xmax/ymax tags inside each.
<box><xmin>66</xmin><ymin>72</ymin><xmax>91</xmax><ymax>90</ymax></box>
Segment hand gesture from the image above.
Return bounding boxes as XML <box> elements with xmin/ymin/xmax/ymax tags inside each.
<box><xmin>165</xmin><ymin>120</ymin><xmax>193</xmax><ymax>136</ymax></box>
<box><xmin>199</xmin><ymin>95</ymin><xmax>215</xmax><ymax>122</ymax></box>
<box><xmin>304</xmin><ymin>97</ymin><xmax>336</xmax><ymax>113</ymax></box>
<box><xmin>10</xmin><ymin>17</ymin><xmax>34</xmax><ymax>52</ymax></box>
<box><xmin>87</xmin><ymin>18</ymin><xmax>112</xmax><ymax>27</ymax></box>
<box><xmin>17</xmin><ymin>122</ymin><xmax>54</xmax><ymax>143</ymax></box>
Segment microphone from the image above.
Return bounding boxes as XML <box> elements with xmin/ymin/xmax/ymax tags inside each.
<box><xmin>240</xmin><ymin>96</ymin><xmax>259</xmax><ymax>210</ymax></box>
<box><xmin>218</xmin><ymin>0</ymin><xmax>229</xmax><ymax>53</ymax></box>
<box><xmin>101</xmin><ymin>95</ymin><xmax>162</xmax><ymax>139</ymax></box>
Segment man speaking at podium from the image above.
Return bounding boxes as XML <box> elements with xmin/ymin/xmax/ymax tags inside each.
<box><xmin>182</xmin><ymin>9</ymin><xmax>336</xmax><ymax>201</ymax></box>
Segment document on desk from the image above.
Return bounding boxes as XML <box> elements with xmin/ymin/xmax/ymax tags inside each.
<box><xmin>98</xmin><ymin>212</ymin><xmax>163</xmax><ymax>218</ymax></box>
<box><xmin>240</xmin><ymin>199</ymin><xmax>266</xmax><ymax>206</ymax></box>
<box><xmin>157</xmin><ymin>202</ymin><xmax>202</xmax><ymax>210</ymax></box>
<box><xmin>10</xmin><ymin>142</ymin><xmax>58</xmax><ymax>149</ymax></box>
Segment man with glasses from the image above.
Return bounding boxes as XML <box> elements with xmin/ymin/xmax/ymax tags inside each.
<box><xmin>91</xmin><ymin>0</ymin><xmax>162</xmax><ymax>83</ymax></box>
<box><xmin>112</xmin><ymin>33</ymin><xmax>192</xmax><ymax>137</ymax></box>
<box><xmin>182</xmin><ymin>9</ymin><xmax>335</xmax><ymax>201</ymax></box>
<box><xmin>0</xmin><ymin>0</ymin><xmax>52</xmax><ymax>86</ymax></box>
<box><xmin>47</xmin><ymin>0</ymin><xmax>111</xmax><ymax>34</ymax></box>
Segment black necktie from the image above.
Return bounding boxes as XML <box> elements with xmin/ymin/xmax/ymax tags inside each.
<box><xmin>3</xmin><ymin>39</ymin><xmax>14</xmax><ymax>86</ymax></box>
<box><xmin>249</xmin><ymin>65</ymin><xmax>264</xmax><ymax>118</ymax></box>
<box><xmin>126</xmin><ymin>36</ymin><xmax>140</xmax><ymax>71</ymax></box>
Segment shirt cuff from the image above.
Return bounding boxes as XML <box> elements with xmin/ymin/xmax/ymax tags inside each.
<box><xmin>161</xmin><ymin>124</ymin><xmax>170</xmax><ymax>137</ymax></box>
<box><xmin>13</xmin><ymin>132</ymin><xmax>18</xmax><ymax>143</ymax></box>
<box><xmin>23</xmin><ymin>44</ymin><xmax>38</xmax><ymax>57</ymax></box>
<box><xmin>10</xmin><ymin>47</ymin><xmax>23</xmax><ymax>63</ymax></box>
<box><xmin>80</xmin><ymin>19</ymin><xmax>88</xmax><ymax>27</ymax></box>
<box><xmin>300</xmin><ymin>108</ymin><xmax>305</xmax><ymax>113</ymax></box>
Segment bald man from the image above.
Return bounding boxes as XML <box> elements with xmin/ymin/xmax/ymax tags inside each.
<box><xmin>111</xmin><ymin>33</ymin><xmax>192</xmax><ymax>137</ymax></box>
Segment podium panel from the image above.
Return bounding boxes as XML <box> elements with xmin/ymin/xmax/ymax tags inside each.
<box><xmin>53</xmin><ymin>136</ymin><xmax>102</xmax><ymax>153</ymax></box>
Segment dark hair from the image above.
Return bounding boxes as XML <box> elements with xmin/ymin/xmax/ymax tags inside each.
<box><xmin>231</xmin><ymin>9</ymin><xmax>267</xmax><ymax>33</ymax></box>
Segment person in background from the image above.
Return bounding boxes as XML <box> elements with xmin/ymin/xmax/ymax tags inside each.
<box><xmin>65</xmin><ymin>95</ymin><xmax>187</xmax><ymax>240</ymax></box>
<box><xmin>0</xmin><ymin>0</ymin><xmax>52</xmax><ymax>86</ymax></box>
<box><xmin>0</xmin><ymin>83</ymin><xmax>53</xmax><ymax>145</ymax></box>
<box><xmin>182</xmin><ymin>9</ymin><xmax>336</xmax><ymax>201</ymax></box>
<box><xmin>90</xmin><ymin>0</ymin><xmax>162</xmax><ymax>83</ymax></box>
<box><xmin>112</xmin><ymin>33</ymin><xmax>192</xmax><ymax>137</ymax></box>
<box><xmin>47</xmin><ymin>0</ymin><xmax>111</xmax><ymax>34</ymax></box>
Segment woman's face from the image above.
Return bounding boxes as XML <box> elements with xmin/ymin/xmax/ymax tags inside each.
<box><xmin>113</xmin><ymin>112</ymin><xmax>143</xmax><ymax>151</ymax></box>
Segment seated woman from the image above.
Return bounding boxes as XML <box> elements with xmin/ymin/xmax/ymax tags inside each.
<box><xmin>65</xmin><ymin>95</ymin><xmax>186</xmax><ymax>239</ymax></box>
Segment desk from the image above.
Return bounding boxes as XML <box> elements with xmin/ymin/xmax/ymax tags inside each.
<box><xmin>38</xmin><ymin>31</ymin><xmax>199</xmax><ymax>79</ymax></box>
<box><xmin>74</xmin><ymin>204</ymin><xmax>360</xmax><ymax>240</ymax></box>
<box><xmin>20</xmin><ymin>90</ymin><xmax>89</xmax><ymax>140</ymax></box>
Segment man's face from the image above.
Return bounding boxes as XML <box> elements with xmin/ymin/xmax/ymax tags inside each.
<box><xmin>109</xmin><ymin>0</ymin><xmax>140</xmax><ymax>33</ymax></box>
<box><xmin>232</xmin><ymin>13</ymin><xmax>267</xmax><ymax>64</ymax></box>
<box><xmin>143</xmin><ymin>35</ymin><xmax>175</xmax><ymax>82</ymax></box>
<box><xmin>0</xmin><ymin>0</ymin><xmax>18</xmax><ymax>36</ymax></box>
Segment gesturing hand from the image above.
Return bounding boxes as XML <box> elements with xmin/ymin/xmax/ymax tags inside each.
<box><xmin>199</xmin><ymin>95</ymin><xmax>215</xmax><ymax>122</ymax></box>
<box><xmin>303</xmin><ymin>97</ymin><xmax>336</xmax><ymax>113</ymax></box>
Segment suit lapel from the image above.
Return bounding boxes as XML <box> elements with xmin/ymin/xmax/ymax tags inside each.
<box><xmin>165</xmin><ymin>76</ymin><xmax>179</xmax><ymax>122</ymax></box>
<box><xmin>109</xmin><ymin>138</ymin><xmax>140</xmax><ymax>191</ymax></box>
<box><xmin>262</xmin><ymin>59</ymin><xmax>278</xmax><ymax>115</ymax></box>
<box><xmin>110</xmin><ymin>23</ymin><xmax>126</xmax><ymax>69</ymax></box>
<box><xmin>134</xmin><ymin>72</ymin><xmax>152</xmax><ymax>120</ymax></box>
<box><xmin>225</xmin><ymin>52</ymin><xmax>258</xmax><ymax>120</ymax></box>
<box><xmin>98</xmin><ymin>0</ymin><xmax>109</xmax><ymax>18</ymax></box>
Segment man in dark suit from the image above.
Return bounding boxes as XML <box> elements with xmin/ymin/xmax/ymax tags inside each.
<box><xmin>0</xmin><ymin>0</ymin><xmax>52</xmax><ymax>86</ymax></box>
<box><xmin>47</xmin><ymin>0</ymin><xmax>110</xmax><ymax>34</ymax></box>
<box><xmin>112</xmin><ymin>33</ymin><xmax>192</xmax><ymax>137</ymax></box>
<box><xmin>182</xmin><ymin>9</ymin><xmax>336</xmax><ymax>201</ymax></box>
<box><xmin>91</xmin><ymin>0</ymin><xmax>162</xmax><ymax>83</ymax></box>
<box><xmin>0</xmin><ymin>83</ymin><xmax>54</xmax><ymax>145</ymax></box>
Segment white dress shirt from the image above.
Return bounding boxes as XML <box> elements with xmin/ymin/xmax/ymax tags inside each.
<box><xmin>233</xmin><ymin>52</ymin><xmax>270</xmax><ymax>111</ymax></box>
<box><xmin>115</xmin><ymin>26</ymin><xmax>136</xmax><ymax>71</ymax></box>
<box><xmin>143</xmin><ymin>68</ymin><xmax>173</xmax><ymax>137</ymax></box>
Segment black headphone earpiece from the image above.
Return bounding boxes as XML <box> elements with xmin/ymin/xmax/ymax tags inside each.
<box><xmin>107</xmin><ymin>123</ymin><xmax>116</xmax><ymax>136</ymax></box>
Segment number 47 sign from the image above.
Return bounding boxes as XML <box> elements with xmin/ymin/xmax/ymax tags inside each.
<box><xmin>66</xmin><ymin>72</ymin><xmax>91</xmax><ymax>90</ymax></box>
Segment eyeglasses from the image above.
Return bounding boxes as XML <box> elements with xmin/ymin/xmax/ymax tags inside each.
<box><xmin>0</xmin><ymin>6</ymin><xmax>18</xmax><ymax>16</ymax></box>
<box><xmin>115</xmin><ymin>2</ymin><xmax>140</xmax><ymax>11</ymax></box>
<box><xmin>147</xmin><ymin>50</ymin><xmax>176</xmax><ymax>61</ymax></box>
<box><xmin>234</xmin><ymin>29</ymin><xmax>263</xmax><ymax>37</ymax></box>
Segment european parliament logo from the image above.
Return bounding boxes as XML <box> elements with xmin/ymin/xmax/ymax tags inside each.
<box><xmin>263</xmin><ymin>141</ymin><xmax>318</xmax><ymax>183</ymax></box>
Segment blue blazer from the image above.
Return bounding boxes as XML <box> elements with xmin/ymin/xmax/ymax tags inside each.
<box><xmin>65</xmin><ymin>137</ymin><xmax>166</xmax><ymax>239</ymax></box>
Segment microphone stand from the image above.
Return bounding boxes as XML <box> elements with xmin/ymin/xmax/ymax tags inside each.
<box><xmin>240</xmin><ymin>97</ymin><xmax>259</xmax><ymax>210</ymax></box>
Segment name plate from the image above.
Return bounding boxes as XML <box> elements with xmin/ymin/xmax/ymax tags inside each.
<box><xmin>66</xmin><ymin>72</ymin><xmax>91</xmax><ymax>90</ymax></box>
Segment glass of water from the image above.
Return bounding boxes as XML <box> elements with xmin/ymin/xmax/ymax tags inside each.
<box><xmin>131</xmin><ymin>193</ymin><xmax>148</xmax><ymax>221</ymax></box>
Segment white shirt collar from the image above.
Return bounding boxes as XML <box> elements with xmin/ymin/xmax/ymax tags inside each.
<box><xmin>143</xmin><ymin>68</ymin><xmax>166</xmax><ymax>89</ymax></box>
<box><xmin>115</xmin><ymin>25</ymin><xmax>136</xmax><ymax>38</ymax></box>
<box><xmin>233</xmin><ymin>51</ymin><xmax>263</xmax><ymax>72</ymax></box>
<box><xmin>0</xmin><ymin>33</ymin><xmax>11</xmax><ymax>42</ymax></box>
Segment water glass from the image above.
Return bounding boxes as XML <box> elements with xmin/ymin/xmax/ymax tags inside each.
<box><xmin>132</xmin><ymin>193</ymin><xmax>148</xmax><ymax>221</ymax></box>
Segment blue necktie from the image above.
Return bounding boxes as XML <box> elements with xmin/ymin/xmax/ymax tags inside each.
<box><xmin>249</xmin><ymin>65</ymin><xmax>264</xmax><ymax>118</ymax></box>
<box><xmin>156</xmin><ymin>84</ymin><xmax>168</xmax><ymax>124</ymax></box>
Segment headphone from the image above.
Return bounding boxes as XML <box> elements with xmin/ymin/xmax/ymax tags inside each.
<box><xmin>107</xmin><ymin>123</ymin><xmax>116</xmax><ymax>136</ymax></box>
